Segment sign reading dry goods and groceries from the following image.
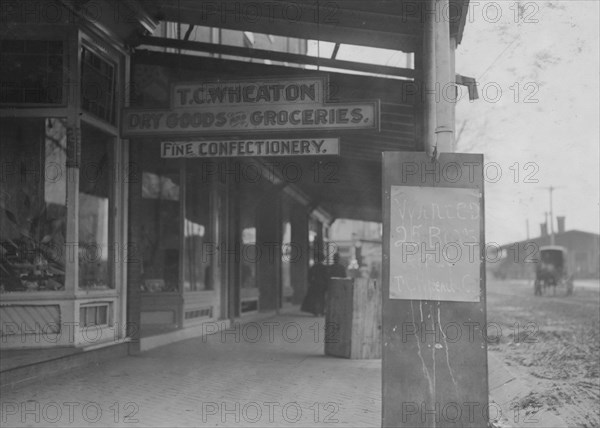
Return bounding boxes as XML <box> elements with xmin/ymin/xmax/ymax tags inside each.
<box><xmin>389</xmin><ymin>185</ymin><xmax>482</xmax><ymax>302</ymax></box>
<box><xmin>161</xmin><ymin>138</ymin><xmax>339</xmax><ymax>158</ymax></box>
<box><xmin>121</xmin><ymin>76</ymin><xmax>379</xmax><ymax>138</ymax></box>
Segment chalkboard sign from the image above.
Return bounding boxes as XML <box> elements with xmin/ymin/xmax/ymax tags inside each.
<box><xmin>389</xmin><ymin>185</ymin><xmax>481</xmax><ymax>302</ymax></box>
<box><xmin>382</xmin><ymin>152</ymin><xmax>487</xmax><ymax>428</ymax></box>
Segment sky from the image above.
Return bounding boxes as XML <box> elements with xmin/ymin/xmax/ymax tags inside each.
<box><xmin>309</xmin><ymin>0</ymin><xmax>599</xmax><ymax>245</ymax></box>
<box><xmin>454</xmin><ymin>0</ymin><xmax>600</xmax><ymax>244</ymax></box>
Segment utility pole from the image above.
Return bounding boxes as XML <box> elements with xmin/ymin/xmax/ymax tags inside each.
<box><xmin>540</xmin><ymin>186</ymin><xmax>560</xmax><ymax>245</ymax></box>
<box><xmin>549</xmin><ymin>186</ymin><xmax>555</xmax><ymax>244</ymax></box>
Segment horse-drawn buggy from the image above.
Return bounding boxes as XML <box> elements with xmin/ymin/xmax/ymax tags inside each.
<box><xmin>534</xmin><ymin>245</ymin><xmax>574</xmax><ymax>296</ymax></box>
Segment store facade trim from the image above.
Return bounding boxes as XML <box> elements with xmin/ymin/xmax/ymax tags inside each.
<box><xmin>0</xmin><ymin>0</ymin><xmax>154</xmax><ymax>350</ymax></box>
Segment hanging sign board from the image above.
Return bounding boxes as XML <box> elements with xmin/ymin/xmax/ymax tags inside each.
<box><xmin>382</xmin><ymin>152</ymin><xmax>488</xmax><ymax>428</ymax></box>
<box><xmin>389</xmin><ymin>185</ymin><xmax>481</xmax><ymax>302</ymax></box>
<box><xmin>172</xmin><ymin>77</ymin><xmax>327</xmax><ymax>108</ymax></box>
<box><xmin>122</xmin><ymin>103</ymin><xmax>377</xmax><ymax>136</ymax></box>
<box><xmin>120</xmin><ymin>76</ymin><xmax>379</xmax><ymax>137</ymax></box>
<box><xmin>161</xmin><ymin>138</ymin><xmax>339</xmax><ymax>158</ymax></box>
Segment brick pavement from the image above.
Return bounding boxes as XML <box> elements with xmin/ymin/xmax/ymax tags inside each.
<box><xmin>1</xmin><ymin>311</ymin><xmax>381</xmax><ymax>428</ymax></box>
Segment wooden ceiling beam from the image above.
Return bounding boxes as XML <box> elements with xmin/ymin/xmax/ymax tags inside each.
<box><xmin>138</xmin><ymin>36</ymin><xmax>415</xmax><ymax>78</ymax></box>
<box><xmin>151</xmin><ymin>0</ymin><xmax>421</xmax><ymax>51</ymax></box>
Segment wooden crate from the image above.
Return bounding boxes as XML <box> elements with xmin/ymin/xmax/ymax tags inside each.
<box><xmin>325</xmin><ymin>277</ymin><xmax>382</xmax><ymax>359</ymax></box>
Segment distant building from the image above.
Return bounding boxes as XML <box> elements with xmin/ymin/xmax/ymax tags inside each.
<box><xmin>491</xmin><ymin>229</ymin><xmax>600</xmax><ymax>279</ymax></box>
<box><xmin>329</xmin><ymin>219</ymin><xmax>382</xmax><ymax>280</ymax></box>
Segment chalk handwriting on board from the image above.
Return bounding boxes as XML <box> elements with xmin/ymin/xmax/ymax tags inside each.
<box><xmin>389</xmin><ymin>186</ymin><xmax>481</xmax><ymax>302</ymax></box>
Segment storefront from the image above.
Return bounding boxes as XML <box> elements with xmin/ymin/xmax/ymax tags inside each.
<box><xmin>0</xmin><ymin>1</ymin><xmax>138</xmax><ymax>350</ymax></box>
<box><xmin>121</xmin><ymin>41</ymin><xmax>388</xmax><ymax>340</ymax></box>
<box><xmin>3</xmin><ymin>3</ymin><xmax>486</xmax><ymax>425</ymax></box>
<box><xmin>2</xmin><ymin>0</ymin><xmax>465</xmax><ymax>360</ymax></box>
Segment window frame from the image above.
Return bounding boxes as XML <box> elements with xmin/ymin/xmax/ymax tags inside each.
<box><xmin>74</xmin><ymin>29</ymin><xmax>126</xmax><ymax>298</ymax></box>
<box><xmin>79</xmin><ymin>38</ymin><xmax>118</xmax><ymax>128</ymax></box>
<box><xmin>79</xmin><ymin>302</ymin><xmax>112</xmax><ymax>328</ymax></box>
<box><xmin>0</xmin><ymin>26</ymin><xmax>127</xmax><ymax>301</ymax></box>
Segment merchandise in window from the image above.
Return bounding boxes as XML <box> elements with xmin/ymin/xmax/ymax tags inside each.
<box><xmin>183</xmin><ymin>164</ymin><xmax>212</xmax><ymax>292</ymax></box>
<box><xmin>241</xmin><ymin>227</ymin><xmax>257</xmax><ymax>289</ymax></box>
<box><xmin>140</xmin><ymin>147</ymin><xmax>181</xmax><ymax>292</ymax></box>
<box><xmin>0</xmin><ymin>118</ymin><xmax>67</xmax><ymax>292</ymax></box>
<box><xmin>0</xmin><ymin>40</ymin><xmax>65</xmax><ymax>105</ymax></box>
<box><xmin>78</xmin><ymin>123</ymin><xmax>113</xmax><ymax>289</ymax></box>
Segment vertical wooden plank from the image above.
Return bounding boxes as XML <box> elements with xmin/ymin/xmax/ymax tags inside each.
<box><xmin>126</xmin><ymin>139</ymin><xmax>142</xmax><ymax>353</ymax></box>
<box><xmin>354</xmin><ymin>278</ymin><xmax>382</xmax><ymax>359</ymax></box>
<box><xmin>290</xmin><ymin>206</ymin><xmax>309</xmax><ymax>305</ymax></box>
<box><xmin>178</xmin><ymin>158</ymin><xmax>186</xmax><ymax>328</ymax></box>
<box><xmin>209</xmin><ymin>178</ymin><xmax>222</xmax><ymax>319</ymax></box>
<box><xmin>324</xmin><ymin>278</ymin><xmax>353</xmax><ymax>358</ymax></box>
<box><xmin>382</xmin><ymin>152</ymin><xmax>488</xmax><ymax>427</ymax></box>
<box><xmin>256</xmin><ymin>190</ymin><xmax>281</xmax><ymax>311</ymax></box>
<box><xmin>373</xmin><ymin>279</ymin><xmax>383</xmax><ymax>359</ymax></box>
<box><xmin>325</xmin><ymin>278</ymin><xmax>381</xmax><ymax>360</ymax></box>
<box><xmin>227</xmin><ymin>162</ymin><xmax>241</xmax><ymax>318</ymax></box>
<box><xmin>117</xmin><ymin>138</ymin><xmax>130</xmax><ymax>340</ymax></box>
<box><xmin>351</xmin><ymin>279</ymin><xmax>363</xmax><ymax>359</ymax></box>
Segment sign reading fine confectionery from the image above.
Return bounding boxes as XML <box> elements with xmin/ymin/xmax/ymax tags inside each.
<box><xmin>161</xmin><ymin>138</ymin><xmax>339</xmax><ymax>158</ymax></box>
<box><xmin>121</xmin><ymin>76</ymin><xmax>379</xmax><ymax>137</ymax></box>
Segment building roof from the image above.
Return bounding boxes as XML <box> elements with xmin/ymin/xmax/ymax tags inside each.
<box><xmin>499</xmin><ymin>230</ymin><xmax>600</xmax><ymax>250</ymax></box>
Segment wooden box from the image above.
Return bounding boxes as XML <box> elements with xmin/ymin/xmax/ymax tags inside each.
<box><xmin>325</xmin><ymin>277</ymin><xmax>382</xmax><ymax>359</ymax></box>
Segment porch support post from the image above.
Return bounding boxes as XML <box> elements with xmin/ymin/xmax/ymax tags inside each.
<box><xmin>434</xmin><ymin>0</ymin><xmax>456</xmax><ymax>154</ymax></box>
<box><xmin>423</xmin><ymin>0</ymin><xmax>456</xmax><ymax>157</ymax></box>
<box><xmin>422</xmin><ymin>0</ymin><xmax>437</xmax><ymax>157</ymax></box>
<box><xmin>450</xmin><ymin>36</ymin><xmax>457</xmax><ymax>131</ymax></box>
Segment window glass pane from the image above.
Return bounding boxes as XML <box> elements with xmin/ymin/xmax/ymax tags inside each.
<box><xmin>86</xmin><ymin>306</ymin><xmax>97</xmax><ymax>325</ymax></box>
<box><xmin>239</xmin><ymin>182</ymin><xmax>259</xmax><ymax>312</ymax></box>
<box><xmin>0</xmin><ymin>118</ymin><xmax>67</xmax><ymax>292</ymax></box>
<box><xmin>81</xmin><ymin>46</ymin><xmax>116</xmax><ymax>124</ymax></box>
<box><xmin>78</xmin><ymin>123</ymin><xmax>112</xmax><ymax>289</ymax></box>
<box><xmin>140</xmin><ymin>145</ymin><xmax>180</xmax><ymax>292</ymax></box>
<box><xmin>0</xmin><ymin>40</ymin><xmax>64</xmax><ymax>104</ymax></box>
<box><xmin>97</xmin><ymin>305</ymin><xmax>108</xmax><ymax>325</ymax></box>
<box><xmin>241</xmin><ymin>227</ymin><xmax>256</xmax><ymax>289</ymax></box>
<box><xmin>183</xmin><ymin>163</ymin><xmax>211</xmax><ymax>292</ymax></box>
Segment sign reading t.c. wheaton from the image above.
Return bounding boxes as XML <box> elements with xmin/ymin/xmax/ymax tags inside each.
<box><xmin>121</xmin><ymin>76</ymin><xmax>379</xmax><ymax>137</ymax></box>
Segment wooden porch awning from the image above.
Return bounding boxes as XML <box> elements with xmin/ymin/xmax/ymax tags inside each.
<box><xmin>140</xmin><ymin>0</ymin><xmax>470</xmax><ymax>52</ymax></box>
<box><xmin>127</xmin><ymin>0</ymin><xmax>471</xmax><ymax>222</ymax></box>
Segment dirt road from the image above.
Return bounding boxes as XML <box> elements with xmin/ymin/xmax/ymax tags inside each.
<box><xmin>487</xmin><ymin>278</ymin><xmax>600</xmax><ymax>427</ymax></box>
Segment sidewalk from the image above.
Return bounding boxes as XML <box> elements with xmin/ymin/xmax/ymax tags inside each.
<box><xmin>1</xmin><ymin>311</ymin><xmax>381</xmax><ymax>428</ymax></box>
<box><xmin>1</xmin><ymin>310</ymin><xmax>565</xmax><ymax>428</ymax></box>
